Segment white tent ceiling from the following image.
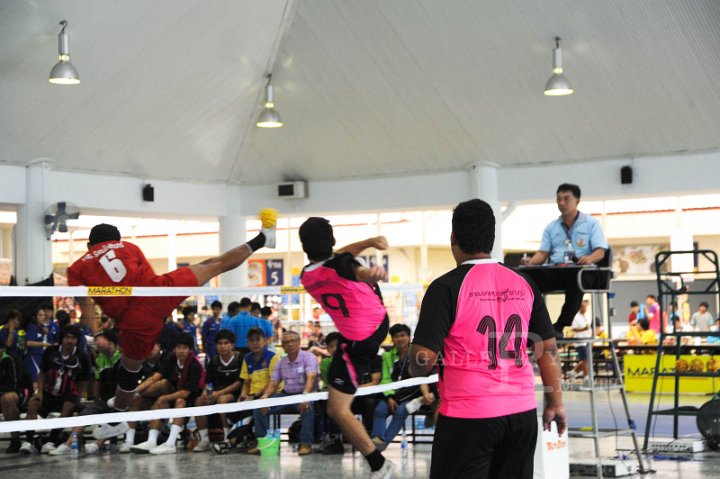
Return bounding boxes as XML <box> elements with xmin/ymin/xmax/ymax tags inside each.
<box><xmin>1</xmin><ymin>0</ymin><xmax>719</xmax><ymax>185</ymax></box>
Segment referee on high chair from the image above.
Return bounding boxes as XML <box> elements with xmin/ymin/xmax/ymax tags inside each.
<box><xmin>409</xmin><ymin>199</ymin><xmax>566</xmax><ymax>479</ymax></box>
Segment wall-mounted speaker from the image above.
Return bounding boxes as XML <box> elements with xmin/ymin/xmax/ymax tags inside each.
<box><xmin>620</xmin><ymin>166</ymin><xmax>633</xmax><ymax>185</ymax></box>
<box><xmin>143</xmin><ymin>184</ymin><xmax>155</xmax><ymax>202</ymax></box>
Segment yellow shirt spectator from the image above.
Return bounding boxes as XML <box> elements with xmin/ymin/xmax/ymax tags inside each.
<box><xmin>240</xmin><ymin>349</ymin><xmax>279</xmax><ymax>397</ymax></box>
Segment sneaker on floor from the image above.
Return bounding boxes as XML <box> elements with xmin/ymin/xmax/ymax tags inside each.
<box><xmin>94</xmin><ymin>422</ymin><xmax>129</xmax><ymax>440</ymax></box>
<box><xmin>118</xmin><ymin>442</ymin><xmax>132</xmax><ymax>454</ymax></box>
<box><xmin>211</xmin><ymin>441</ymin><xmax>237</xmax><ymax>455</ymax></box>
<box><xmin>84</xmin><ymin>442</ymin><xmax>100</xmax><ymax>455</ymax></box>
<box><xmin>297</xmin><ymin>444</ymin><xmax>312</xmax><ymax>456</ymax></box>
<box><xmin>321</xmin><ymin>438</ymin><xmax>345</xmax><ymax>455</ymax></box>
<box><xmin>193</xmin><ymin>438</ymin><xmax>210</xmax><ymax>452</ymax></box>
<box><xmin>149</xmin><ymin>443</ymin><xmax>177</xmax><ymax>455</ymax></box>
<box><xmin>370</xmin><ymin>459</ymin><xmax>397</xmax><ymax>479</ymax></box>
<box><xmin>258</xmin><ymin>208</ymin><xmax>278</xmax><ymax>249</ymax></box>
<box><xmin>246</xmin><ymin>446</ymin><xmax>260</xmax><ymax>455</ymax></box>
<box><xmin>49</xmin><ymin>443</ymin><xmax>71</xmax><ymax>456</ymax></box>
<box><xmin>5</xmin><ymin>439</ymin><xmax>21</xmax><ymax>453</ymax></box>
<box><xmin>130</xmin><ymin>440</ymin><xmax>157</xmax><ymax>454</ymax></box>
<box><xmin>40</xmin><ymin>442</ymin><xmax>57</xmax><ymax>454</ymax></box>
<box><xmin>19</xmin><ymin>441</ymin><xmax>37</xmax><ymax>455</ymax></box>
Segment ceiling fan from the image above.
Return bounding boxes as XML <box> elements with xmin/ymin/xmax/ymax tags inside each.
<box><xmin>44</xmin><ymin>201</ymin><xmax>80</xmax><ymax>239</ymax></box>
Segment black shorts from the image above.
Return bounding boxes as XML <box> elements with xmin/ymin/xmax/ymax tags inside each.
<box><xmin>328</xmin><ymin>316</ymin><xmax>389</xmax><ymax>394</ymax></box>
<box><xmin>40</xmin><ymin>395</ymin><xmax>80</xmax><ymax>417</ymax></box>
<box><xmin>430</xmin><ymin>409</ymin><xmax>538</xmax><ymax>479</ymax></box>
<box><xmin>79</xmin><ymin>400</ymin><xmax>113</xmax><ymax>416</ymax></box>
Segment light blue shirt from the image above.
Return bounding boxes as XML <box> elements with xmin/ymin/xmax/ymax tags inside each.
<box><xmin>539</xmin><ymin>211</ymin><xmax>608</xmax><ymax>264</ymax></box>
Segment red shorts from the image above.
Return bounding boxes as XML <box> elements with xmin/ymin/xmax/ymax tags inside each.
<box><xmin>118</xmin><ymin>267</ymin><xmax>198</xmax><ymax>360</ymax></box>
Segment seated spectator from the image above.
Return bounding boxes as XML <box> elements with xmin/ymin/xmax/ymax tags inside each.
<box><xmin>628</xmin><ymin>301</ymin><xmax>640</xmax><ymax>326</ymax></box>
<box><xmin>21</xmin><ymin>326</ymin><xmax>92</xmax><ymax>454</ymax></box>
<box><xmin>308</xmin><ymin>322</ymin><xmax>330</xmax><ymax>360</ymax></box>
<box><xmin>0</xmin><ymin>334</ymin><xmax>33</xmax><ymax>453</ymax></box>
<box><xmin>129</xmin><ymin>333</ymin><xmax>205</xmax><ymax>455</ymax></box>
<box><xmin>371</xmin><ymin>324</ymin><xmax>434</xmax><ymax>451</ymax></box>
<box><xmin>691</xmin><ymin>302</ymin><xmax>716</xmax><ymax>332</ymax></box>
<box><xmin>627</xmin><ymin>318</ymin><xmax>658</xmax><ymax>346</ymax></box>
<box><xmin>50</xmin><ymin>330</ymin><xmax>125</xmax><ymax>455</ymax></box>
<box><xmin>567</xmin><ymin>300</ymin><xmax>591</xmax><ymax>381</ymax></box>
<box><xmin>212</xmin><ymin>327</ymin><xmax>279</xmax><ymax>454</ymax></box>
<box><xmin>248</xmin><ymin>331</ymin><xmax>317</xmax><ymax>456</ymax></box>
<box><xmin>317</xmin><ymin>332</ymin><xmax>382</xmax><ymax>454</ymax></box>
<box><xmin>194</xmin><ymin>329</ymin><xmax>242</xmax><ymax>452</ymax></box>
<box><xmin>178</xmin><ymin>307</ymin><xmax>199</xmax><ymax>353</ymax></box>
<box><xmin>201</xmin><ymin>300</ymin><xmax>224</xmax><ymax>362</ymax></box>
<box><xmin>0</xmin><ymin>309</ymin><xmax>23</xmax><ymax>357</ymax></box>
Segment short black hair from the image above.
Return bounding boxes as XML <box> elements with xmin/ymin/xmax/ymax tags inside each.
<box><xmin>174</xmin><ymin>332</ymin><xmax>195</xmax><ymax>349</ymax></box>
<box><xmin>3</xmin><ymin>309</ymin><xmax>21</xmax><ymax>324</ymax></box>
<box><xmin>55</xmin><ymin>310</ymin><xmax>71</xmax><ymax>329</ymax></box>
<box><xmin>228</xmin><ymin>301</ymin><xmax>240</xmax><ymax>315</ymax></box>
<box><xmin>325</xmin><ymin>331</ymin><xmax>343</xmax><ymax>346</ymax></box>
<box><xmin>630</xmin><ymin>301</ymin><xmax>639</xmax><ymax>308</ymax></box>
<box><xmin>556</xmin><ymin>183</ymin><xmax>581</xmax><ymax>199</ymax></box>
<box><xmin>247</xmin><ymin>327</ymin><xmax>265</xmax><ymax>339</ymax></box>
<box><xmin>96</xmin><ymin>329</ymin><xmax>119</xmax><ymax>345</ymax></box>
<box><xmin>700</xmin><ymin>302</ymin><xmax>710</xmax><ymax>309</ymax></box>
<box><xmin>211</xmin><ymin>300</ymin><xmax>223</xmax><ymax>309</ymax></box>
<box><xmin>646</xmin><ymin>294</ymin><xmax>656</xmax><ymax>301</ymax></box>
<box><xmin>239</xmin><ymin>297</ymin><xmax>252</xmax><ymax>308</ymax></box>
<box><xmin>451</xmin><ymin>199</ymin><xmax>495</xmax><ymax>255</ymax></box>
<box><xmin>637</xmin><ymin>318</ymin><xmax>650</xmax><ymax>331</ymax></box>
<box><xmin>299</xmin><ymin>217</ymin><xmax>335</xmax><ymax>261</ymax></box>
<box><xmin>389</xmin><ymin>323</ymin><xmax>411</xmax><ymax>337</ymax></box>
<box><xmin>260</xmin><ymin>306</ymin><xmax>272</xmax><ymax>317</ymax></box>
<box><xmin>60</xmin><ymin>325</ymin><xmax>82</xmax><ymax>341</ymax></box>
<box><xmin>182</xmin><ymin>306</ymin><xmax>196</xmax><ymax>317</ymax></box>
<box><xmin>89</xmin><ymin>223</ymin><xmax>121</xmax><ymax>246</ymax></box>
<box><xmin>215</xmin><ymin>329</ymin><xmax>236</xmax><ymax>344</ymax></box>
<box><xmin>251</xmin><ymin>302</ymin><xmax>261</xmax><ymax>311</ymax></box>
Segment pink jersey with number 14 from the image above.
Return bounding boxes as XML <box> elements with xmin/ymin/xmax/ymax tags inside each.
<box><xmin>440</xmin><ymin>259</ymin><xmax>538</xmax><ymax>419</ymax></box>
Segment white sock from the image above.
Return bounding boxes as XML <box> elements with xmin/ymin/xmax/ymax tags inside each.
<box><xmin>199</xmin><ymin>429</ymin><xmax>209</xmax><ymax>442</ymax></box>
<box><xmin>223</xmin><ymin>427</ymin><xmax>230</xmax><ymax>439</ymax></box>
<box><xmin>148</xmin><ymin>429</ymin><xmax>159</xmax><ymax>445</ymax></box>
<box><xmin>165</xmin><ymin>424</ymin><xmax>183</xmax><ymax>445</ymax></box>
<box><xmin>125</xmin><ymin>429</ymin><xmax>136</xmax><ymax>446</ymax></box>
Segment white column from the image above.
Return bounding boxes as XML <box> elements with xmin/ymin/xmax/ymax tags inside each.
<box><xmin>15</xmin><ymin>159</ymin><xmax>54</xmax><ymax>285</ymax></box>
<box><xmin>218</xmin><ymin>214</ymin><xmax>247</xmax><ymax>287</ymax></box>
<box><xmin>469</xmin><ymin>161</ymin><xmax>502</xmax><ymax>260</ymax></box>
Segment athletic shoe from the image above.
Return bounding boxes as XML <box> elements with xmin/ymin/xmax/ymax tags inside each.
<box><xmin>297</xmin><ymin>444</ymin><xmax>312</xmax><ymax>456</ymax></box>
<box><xmin>5</xmin><ymin>439</ymin><xmax>21</xmax><ymax>453</ymax></box>
<box><xmin>118</xmin><ymin>442</ymin><xmax>132</xmax><ymax>454</ymax></box>
<box><xmin>94</xmin><ymin>422</ymin><xmax>129</xmax><ymax>440</ymax></box>
<box><xmin>40</xmin><ymin>442</ymin><xmax>57</xmax><ymax>454</ymax></box>
<box><xmin>130</xmin><ymin>440</ymin><xmax>157</xmax><ymax>454</ymax></box>
<box><xmin>49</xmin><ymin>443</ymin><xmax>72</xmax><ymax>456</ymax></box>
<box><xmin>404</xmin><ymin>396</ymin><xmax>424</xmax><ymax>414</ymax></box>
<box><xmin>149</xmin><ymin>443</ymin><xmax>176</xmax><ymax>455</ymax></box>
<box><xmin>211</xmin><ymin>440</ymin><xmax>237</xmax><ymax>455</ymax></box>
<box><xmin>370</xmin><ymin>459</ymin><xmax>397</xmax><ymax>479</ymax></box>
<box><xmin>19</xmin><ymin>441</ymin><xmax>37</xmax><ymax>455</ymax></box>
<box><xmin>193</xmin><ymin>439</ymin><xmax>210</xmax><ymax>452</ymax></box>
<box><xmin>106</xmin><ymin>397</ymin><xmax>115</xmax><ymax>409</ymax></box>
<box><xmin>84</xmin><ymin>443</ymin><xmax>100</xmax><ymax>455</ymax></box>
<box><xmin>246</xmin><ymin>446</ymin><xmax>260</xmax><ymax>455</ymax></box>
<box><xmin>258</xmin><ymin>208</ymin><xmax>278</xmax><ymax>248</ymax></box>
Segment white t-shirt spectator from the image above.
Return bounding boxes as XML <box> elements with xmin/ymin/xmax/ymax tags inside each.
<box><xmin>691</xmin><ymin>311</ymin><xmax>715</xmax><ymax>332</ymax></box>
<box><xmin>571</xmin><ymin>312</ymin><xmax>592</xmax><ymax>338</ymax></box>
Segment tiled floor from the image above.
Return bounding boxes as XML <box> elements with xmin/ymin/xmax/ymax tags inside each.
<box><xmin>0</xmin><ymin>391</ymin><xmax>718</xmax><ymax>478</ymax></box>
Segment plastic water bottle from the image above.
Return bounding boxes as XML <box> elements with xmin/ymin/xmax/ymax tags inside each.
<box><xmin>206</xmin><ymin>382</ymin><xmax>214</xmax><ymax>397</ymax></box>
<box><xmin>401</xmin><ymin>429</ymin><xmax>408</xmax><ymax>458</ymax></box>
<box><xmin>17</xmin><ymin>329</ymin><xmax>26</xmax><ymax>352</ymax></box>
<box><xmin>71</xmin><ymin>432</ymin><xmax>79</xmax><ymax>458</ymax></box>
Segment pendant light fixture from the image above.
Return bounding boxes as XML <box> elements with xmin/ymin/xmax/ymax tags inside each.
<box><xmin>256</xmin><ymin>74</ymin><xmax>283</xmax><ymax>128</ymax></box>
<box><xmin>543</xmin><ymin>37</ymin><xmax>573</xmax><ymax>96</ymax></box>
<box><xmin>49</xmin><ymin>20</ymin><xmax>80</xmax><ymax>85</ymax></box>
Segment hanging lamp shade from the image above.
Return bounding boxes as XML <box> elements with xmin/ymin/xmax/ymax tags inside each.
<box><xmin>544</xmin><ymin>37</ymin><xmax>572</xmax><ymax>96</ymax></box>
<box><xmin>49</xmin><ymin>21</ymin><xmax>80</xmax><ymax>85</ymax></box>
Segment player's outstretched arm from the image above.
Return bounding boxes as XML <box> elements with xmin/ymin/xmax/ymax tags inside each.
<box><xmin>336</xmin><ymin>236</ymin><xmax>388</xmax><ymax>257</ymax></box>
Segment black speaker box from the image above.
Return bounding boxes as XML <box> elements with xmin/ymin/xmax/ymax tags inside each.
<box><xmin>143</xmin><ymin>184</ymin><xmax>154</xmax><ymax>202</ymax></box>
<box><xmin>620</xmin><ymin>166</ymin><xmax>633</xmax><ymax>185</ymax></box>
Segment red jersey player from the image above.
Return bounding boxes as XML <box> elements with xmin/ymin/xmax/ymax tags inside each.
<box><xmin>68</xmin><ymin>208</ymin><xmax>278</xmax><ymax>435</ymax></box>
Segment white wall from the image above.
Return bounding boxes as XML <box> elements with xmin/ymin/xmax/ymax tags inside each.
<box><xmin>0</xmin><ymin>151</ymin><xmax>718</xmax><ymax>219</ymax></box>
